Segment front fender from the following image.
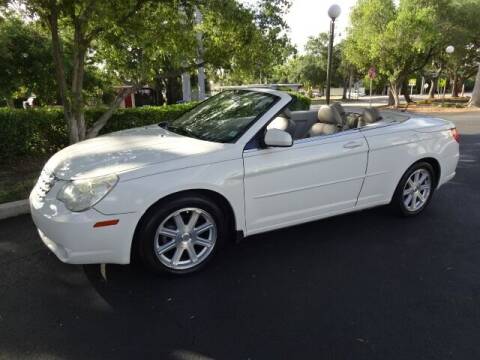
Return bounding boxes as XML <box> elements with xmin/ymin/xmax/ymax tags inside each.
<box><xmin>94</xmin><ymin>159</ymin><xmax>246</xmax><ymax>233</ymax></box>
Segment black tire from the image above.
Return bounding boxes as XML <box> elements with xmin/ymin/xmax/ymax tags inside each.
<box><xmin>135</xmin><ymin>194</ymin><xmax>228</xmax><ymax>275</ymax></box>
<box><xmin>391</xmin><ymin>161</ymin><xmax>436</xmax><ymax>217</ymax></box>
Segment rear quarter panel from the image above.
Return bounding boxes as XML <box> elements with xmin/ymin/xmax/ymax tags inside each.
<box><xmin>357</xmin><ymin>118</ymin><xmax>459</xmax><ymax>207</ymax></box>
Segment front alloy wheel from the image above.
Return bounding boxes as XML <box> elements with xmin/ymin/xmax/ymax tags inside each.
<box><xmin>154</xmin><ymin>208</ymin><xmax>217</xmax><ymax>271</ymax></box>
<box><xmin>135</xmin><ymin>194</ymin><xmax>226</xmax><ymax>274</ymax></box>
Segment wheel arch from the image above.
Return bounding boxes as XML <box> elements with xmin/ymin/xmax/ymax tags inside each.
<box><xmin>388</xmin><ymin>156</ymin><xmax>442</xmax><ymax>205</ymax></box>
<box><xmin>130</xmin><ymin>188</ymin><xmax>240</xmax><ymax>263</ymax></box>
<box><xmin>415</xmin><ymin>157</ymin><xmax>441</xmax><ymax>188</ymax></box>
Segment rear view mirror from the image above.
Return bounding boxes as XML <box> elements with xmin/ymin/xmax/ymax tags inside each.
<box><xmin>263</xmin><ymin>129</ymin><xmax>293</xmax><ymax>148</ymax></box>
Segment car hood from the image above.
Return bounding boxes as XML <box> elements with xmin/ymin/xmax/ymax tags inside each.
<box><xmin>44</xmin><ymin>125</ymin><xmax>226</xmax><ymax>180</ymax></box>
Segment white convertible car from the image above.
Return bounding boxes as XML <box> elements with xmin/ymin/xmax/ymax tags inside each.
<box><xmin>30</xmin><ymin>88</ymin><xmax>459</xmax><ymax>274</ymax></box>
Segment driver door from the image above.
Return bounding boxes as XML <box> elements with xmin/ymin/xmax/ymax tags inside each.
<box><xmin>243</xmin><ymin>130</ymin><xmax>368</xmax><ymax>235</ymax></box>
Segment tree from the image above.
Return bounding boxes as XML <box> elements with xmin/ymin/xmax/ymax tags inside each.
<box><xmin>0</xmin><ymin>15</ymin><xmax>55</xmax><ymax>106</ymax></box>
<box><xmin>96</xmin><ymin>0</ymin><xmax>294</xmax><ymax>103</ymax></box>
<box><xmin>432</xmin><ymin>0</ymin><xmax>480</xmax><ymax>98</ymax></box>
<box><xmin>344</xmin><ymin>0</ymin><xmax>441</xmax><ymax>108</ymax></box>
<box><xmin>94</xmin><ymin>1</ymin><xmax>195</xmax><ymax>105</ymax></box>
<box><xmin>444</xmin><ymin>0</ymin><xmax>480</xmax><ymax>104</ymax></box>
<box><xmin>471</xmin><ymin>65</ymin><xmax>480</xmax><ymax>107</ymax></box>
<box><xmin>273</xmin><ymin>32</ymin><xmax>348</xmax><ymax>93</ymax></box>
<box><xmin>8</xmin><ymin>0</ymin><xmax>160</xmax><ymax>142</ymax></box>
<box><xmin>211</xmin><ymin>0</ymin><xmax>294</xmax><ymax>84</ymax></box>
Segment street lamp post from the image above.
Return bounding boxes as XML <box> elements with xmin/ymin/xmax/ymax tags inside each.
<box><xmin>442</xmin><ymin>45</ymin><xmax>455</xmax><ymax>104</ymax></box>
<box><xmin>326</xmin><ymin>4</ymin><xmax>341</xmax><ymax>105</ymax></box>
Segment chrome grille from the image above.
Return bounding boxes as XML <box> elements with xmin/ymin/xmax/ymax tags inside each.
<box><xmin>35</xmin><ymin>170</ymin><xmax>57</xmax><ymax>199</ymax></box>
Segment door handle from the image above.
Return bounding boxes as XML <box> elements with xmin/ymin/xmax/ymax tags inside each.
<box><xmin>343</xmin><ymin>141</ymin><xmax>363</xmax><ymax>149</ymax></box>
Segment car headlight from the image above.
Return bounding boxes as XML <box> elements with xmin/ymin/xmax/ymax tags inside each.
<box><xmin>57</xmin><ymin>174</ymin><xmax>118</xmax><ymax>212</ymax></box>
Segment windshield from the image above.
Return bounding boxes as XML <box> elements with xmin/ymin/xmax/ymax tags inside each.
<box><xmin>167</xmin><ymin>90</ymin><xmax>279</xmax><ymax>143</ymax></box>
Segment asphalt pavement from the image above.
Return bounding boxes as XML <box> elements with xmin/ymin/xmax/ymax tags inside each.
<box><xmin>0</xmin><ymin>111</ymin><xmax>479</xmax><ymax>360</ymax></box>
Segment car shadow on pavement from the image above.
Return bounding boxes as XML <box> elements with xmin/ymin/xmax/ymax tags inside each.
<box><xmin>83</xmin><ymin>205</ymin><xmax>393</xmax><ymax>309</ymax></box>
<box><xmin>80</xmin><ymin>204</ymin><xmax>430</xmax><ymax>352</ymax></box>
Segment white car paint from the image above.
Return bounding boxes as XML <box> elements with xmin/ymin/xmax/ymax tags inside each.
<box><xmin>243</xmin><ymin>128</ymin><xmax>369</xmax><ymax>234</ymax></box>
<box><xmin>30</xmin><ymin>88</ymin><xmax>459</xmax><ymax>265</ymax></box>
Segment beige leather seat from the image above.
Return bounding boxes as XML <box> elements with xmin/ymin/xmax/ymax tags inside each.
<box><xmin>358</xmin><ymin>108</ymin><xmax>381</xmax><ymax>127</ymax></box>
<box><xmin>346</xmin><ymin>114</ymin><xmax>360</xmax><ymax>129</ymax></box>
<box><xmin>290</xmin><ymin>110</ymin><xmax>318</xmax><ymax>139</ymax></box>
<box><xmin>330</xmin><ymin>102</ymin><xmax>347</xmax><ymax>129</ymax></box>
<box><xmin>267</xmin><ymin>112</ymin><xmax>296</xmax><ymax>137</ymax></box>
<box><xmin>308</xmin><ymin>105</ymin><xmax>341</xmax><ymax>137</ymax></box>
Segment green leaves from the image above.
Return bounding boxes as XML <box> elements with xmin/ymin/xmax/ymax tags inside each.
<box><xmin>0</xmin><ymin>16</ymin><xmax>55</xmax><ymax>103</ymax></box>
<box><xmin>274</xmin><ymin>32</ymin><xmax>346</xmax><ymax>89</ymax></box>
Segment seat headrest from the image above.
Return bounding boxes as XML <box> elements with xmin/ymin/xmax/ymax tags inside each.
<box><xmin>282</xmin><ymin>107</ymin><xmax>292</xmax><ymax>119</ymax></box>
<box><xmin>317</xmin><ymin>105</ymin><xmax>342</xmax><ymax>125</ymax></box>
<box><xmin>330</xmin><ymin>102</ymin><xmax>346</xmax><ymax>117</ymax></box>
<box><xmin>267</xmin><ymin>115</ymin><xmax>296</xmax><ymax>135</ymax></box>
<box><xmin>361</xmin><ymin>108</ymin><xmax>381</xmax><ymax>124</ymax></box>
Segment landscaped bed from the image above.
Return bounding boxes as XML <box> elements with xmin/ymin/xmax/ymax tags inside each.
<box><xmin>0</xmin><ymin>156</ymin><xmax>49</xmax><ymax>204</ymax></box>
<box><xmin>401</xmin><ymin>97</ymin><xmax>471</xmax><ymax>111</ymax></box>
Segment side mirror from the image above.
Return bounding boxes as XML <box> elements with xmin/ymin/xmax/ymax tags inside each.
<box><xmin>263</xmin><ymin>128</ymin><xmax>293</xmax><ymax>148</ymax></box>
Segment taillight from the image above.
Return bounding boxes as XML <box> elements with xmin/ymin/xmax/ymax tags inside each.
<box><xmin>450</xmin><ymin>128</ymin><xmax>460</xmax><ymax>143</ymax></box>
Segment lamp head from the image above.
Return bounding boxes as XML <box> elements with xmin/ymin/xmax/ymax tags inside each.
<box><xmin>328</xmin><ymin>4</ymin><xmax>341</xmax><ymax>20</ymax></box>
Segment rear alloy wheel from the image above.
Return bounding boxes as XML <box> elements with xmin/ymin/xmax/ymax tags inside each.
<box><xmin>402</xmin><ymin>169</ymin><xmax>432</xmax><ymax>212</ymax></box>
<box><xmin>136</xmin><ymin>195</ymin><xmax>226</xmax><ymax>274</ymax></box>
<box><xmin>392</xmin><ymin>162</ymin><xmax>435</xmax><ymax>216</ymax></box>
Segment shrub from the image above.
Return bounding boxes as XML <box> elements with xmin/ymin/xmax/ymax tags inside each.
<box><xmin>86</xmin><ymin>103</ymin><xmax>197</xmax><ymax>134</ymax></box>
<box><xmin>0</xmin><ymin>93</ymin><xmax>312</xmax><ymax>160</ymax></box>
<box><xmin>286</xmin><ymin>91</ymin><xmax>311</xmax><ymax>111</ymax></box>
<box><xmin>0</xmin><ymin>103</ymin><xmax>196</xmax><ymax>159</ymax></box>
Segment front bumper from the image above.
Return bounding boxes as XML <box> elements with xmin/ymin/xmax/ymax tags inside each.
<box><xmin>30</xmin><ymin>187</ymin><xmax>140</xmax><ymax>265</ymax></box>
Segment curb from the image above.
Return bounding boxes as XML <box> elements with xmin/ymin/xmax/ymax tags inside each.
<box><xmin>0</xmin><ymin>199</ymin><xmax>30</xmax><ymax>220</ymax></box>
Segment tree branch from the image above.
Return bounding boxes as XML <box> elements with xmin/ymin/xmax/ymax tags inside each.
<box><xmin>86</xmin><ymin>86</ymin><xmax>138</xmax><ymax>139</ymax></box>
<box><xmin>46</xmin><ymin>1</ymin><xmax>78</xmax><ymax>143</ymax></box>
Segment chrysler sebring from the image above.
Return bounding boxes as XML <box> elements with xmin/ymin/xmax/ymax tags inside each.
<box><xmin>30</xmin><ymin>88</ymin><xmax>459</xmax><ymax>274</ymax></box>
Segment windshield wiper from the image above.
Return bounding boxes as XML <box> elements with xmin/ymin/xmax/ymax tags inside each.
<box><xmin>168</xmin><ymin>125</ymin><xmax>189</xmax><ymax>136</ymax></box>
<box><xmin>168</xmin><ymin>125</ymin><xmax>202</xmax><ymax>140</ymax></box>
<box><xmin>158</xmin><ymin>121</ymin><xmax>169</xmax><ymax>129</ymax></box>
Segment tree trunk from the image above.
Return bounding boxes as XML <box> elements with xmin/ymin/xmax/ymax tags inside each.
<box><xmin>71</xmin><ymin>18</ymin><xmax>87</xmax><ymax>141</ymax></box>
<box><xmin>342</xmin><ymin>75</ymin><xmax>348</xmax><ymax>100</ymax></box>
<box><xmin>428</xmin><ymin>79</ymin><xmax>436</xmax><ymax>99</ymax></box>
<box><xmin>389</xmin><ymin>81</ymin><xmax>401</xmax><ymax>108</ymax></box>
<box><xmin>388</xmin><ymin>87</ymin><xmax>395</xmax><ymax>106</ymax></box>
<box><xmin>470</xmin><ymin>63</ymin><xmax>480</xmax><ymax>107</ymax></box>
<box><xmin>347</xmin><ymin>69</ymin><xmax>353</xmax><ymax>100</ymax></box>
<box><xmin>154</xmin><ymin>76</ymin><xmax>165</xmax><ymax>106</ymax></box>
<box><xmin>6</xmin><ymin>98</ymin><xmax>15</xmax><ymax>108</ymax></box>
<box><xmin>86</xmin><ymin>87</ymin><xmax>135</xmax><ymax>139</ymax></box>
<box><xmin>451</xmin><ymin>72</ymin><xmax>459</xmax><ymax>98</ymax></box>
<box><xmin>47</xmin><ymin>6</ymin><xmax>78</xmax><ymax>143</ymax></box>
<box><xmin>403</xmin><ymin>78</ymin><xmax>412</xmax><ymax>103</ymax></box>
<box><xmin>166</xmin><ymin>76</ymin><xmax>183</xmax><ymax>104</ymax></box>
<box><xmin>71</xmin><ymin>46</ymin><xmax>87</xmax><ymax>141</ymax></box>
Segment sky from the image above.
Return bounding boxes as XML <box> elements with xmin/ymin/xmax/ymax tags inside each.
<box><xmin>285</xmin><ymin>0</ymin><xmax>358</xmax><ymax>51</ymax></box>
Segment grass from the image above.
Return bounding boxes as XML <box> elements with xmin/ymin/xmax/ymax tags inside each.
<box><xmin>0</xmin><ymin>179</ymin><xmax>37</xmax><ymax>203</ymax></box>
<box><xmin>0</xmin><ymin>155</ymin><xmax>49</xmax><ymax>204</ymax></box>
